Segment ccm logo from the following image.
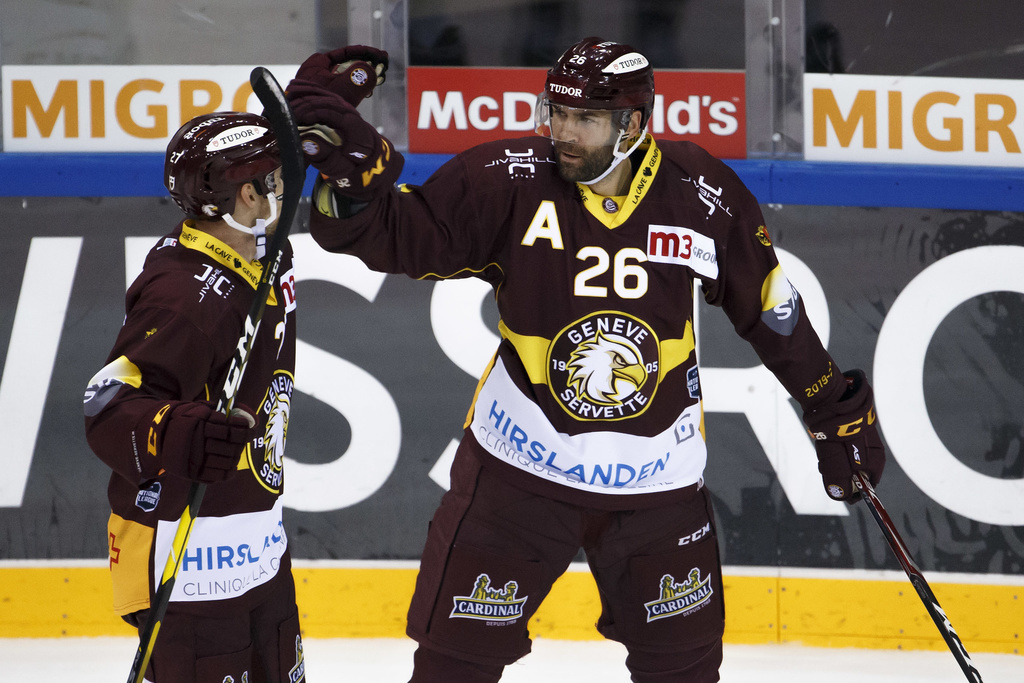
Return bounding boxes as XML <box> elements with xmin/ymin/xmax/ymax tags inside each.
<box><xmin>678</xmin><ymin>523</ymin><xmax>711</xmax><ymax>546</ymax></box>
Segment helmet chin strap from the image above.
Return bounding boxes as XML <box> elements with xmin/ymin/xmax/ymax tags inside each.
<box><xmin>579</xmin><ymin>126</ymin><xmax>648</xmax><ymax>187</ymax></box>
<box><xmin>222</xmin><ymin>193</ymin><xmax>278</xmax><ymax>260</ymax></box>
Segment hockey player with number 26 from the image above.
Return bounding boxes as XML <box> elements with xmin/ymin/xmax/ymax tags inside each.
<box><xmin>289</xmin><ymin>38</ymin><xmax>886</xmax><ymax>682</ymax></box>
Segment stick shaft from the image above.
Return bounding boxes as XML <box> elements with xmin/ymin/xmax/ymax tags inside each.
<box><xmin>853</xmin><ymin>472</ymin><xmax>984</xmax><ymax>683</ymax></box>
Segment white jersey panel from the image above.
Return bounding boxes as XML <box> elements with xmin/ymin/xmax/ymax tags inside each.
<box><xmin>470</xmin><ymin>357</ymin><xmax>707</xmax><ymax>495</ymax></box>
<box><xmin>155</xmin><ymin>498</ymin><xmax>287</xmax><ymax>603</ymax></box>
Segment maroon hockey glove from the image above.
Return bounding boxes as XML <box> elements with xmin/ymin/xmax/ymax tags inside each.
<box><xmin>293</xmin><ymin>45</ymin><xmax>389</xmax><ymax>106</ymax></box>
<box><xmin>287</xmin><ymin>80</ymin><xmax>404</xmax><ymax>200</ymax></box>
<box><xmin>802</xmin><ymin>369</ymin><xmax>885</xmax><ymax>502</ymax></box>
<box><xmin>148</xmin><ymin>401</ymin><xmax>256</xmax><ymax>483</ymax></box>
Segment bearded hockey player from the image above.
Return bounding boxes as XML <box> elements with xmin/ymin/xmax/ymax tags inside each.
<box><xmin>84</xmin><ymin>112</ymin><xmax>303</xmax><ymax>683</ymax></box>
<box><xmin>288</xmin><ymin>37</ymin><xmax>885</xmax><ymax>682</ymax></box>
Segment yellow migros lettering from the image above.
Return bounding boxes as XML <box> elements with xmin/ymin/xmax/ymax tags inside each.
<box><xmin>521</xmin><ymin>201</ymin><xmax>565</xmax><ymax>250</ymax></box>
<box><xmin>8</xmin><ymin>73</ymin><xmax>269</xmax><ymax>146</ymax></box>
<box><xmin>12</xmin><ymin>79</ymin><xmax>79</xmax><ymax>138</ymax></box>
<box><xmin>232</xmin><ymin>82</ymin><xmax>255</xmax><ymax>112</ymax></box>
<box><xmin>180</xmin><ymin>80</ymin><xmax>223</xmax><ymax>125</ymax></box>
<box><xmin>887</xmin><ymin>91</ymin><xmax>902</xmax><ymax>149</ymax></box>
<box><xmin>975</xmin><ymin>93</ymin><xmax>1020</xmax><ymax>153</ymax></box>
<box><xmin>89</xmin><ymin>81</ymin><xmax>105</xmax><ymax>138</ymax></box>
<box><xmin>115</xmin><ymin>79</ymin><xmax>168</xmax><ymax>139</ymax></box>
<box><xmin>813</xmin><ymin>88</ymin><xmax>877</xmax><ymax>148</ymax></box>
<box><xmin>814</xmin><ymin>85</ymin><xmax>1022</xmax><ymax>155</ymax></box>
<box><xmin>913</xmin><ymin>91</ymin><xmax>962</xmax><ymax>152</ymax></box>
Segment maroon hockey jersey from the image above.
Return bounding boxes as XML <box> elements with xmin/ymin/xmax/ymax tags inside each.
<box><xmin>84</xmin><ymin>222</ymin><xmax>297</xmax><ymax>615</ymax></box>
<box><xmin>310</xmin><ymin>135</ymin><xmax>844</xmax><ymax>509</ymax></box>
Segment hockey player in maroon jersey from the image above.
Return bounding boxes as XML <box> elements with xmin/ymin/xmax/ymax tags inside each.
<box><xmin>83</xmin><ymin>112</ymin><xmax>304</xmax><ymax>683</ymax></box>
<box><xmin>288</xmin><ymin>38</ymin><xmax>886</xmax><ymax>682</ymax></box>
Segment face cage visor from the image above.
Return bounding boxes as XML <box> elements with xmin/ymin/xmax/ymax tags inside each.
<box><xmin>534</xmin><ymin>95</ymin><xmax>647</xmax><ymax>185</ymax></box>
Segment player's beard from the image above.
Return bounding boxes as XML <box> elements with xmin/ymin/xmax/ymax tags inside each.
<box><xmin>553</xmin><ymin>141</ymin><xmax>615</xmax><ymax>184</ymax></box>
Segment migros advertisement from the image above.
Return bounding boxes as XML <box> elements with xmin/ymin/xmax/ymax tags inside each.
<box><xmin>805</xmin><ymin>73</ymin><xmax>1024</xmax><ymax>166</ymax></box>
<box><xmin>1</xmin><ymin>65</ymin><xmax>297</xmax><ymax>152</ymax></box>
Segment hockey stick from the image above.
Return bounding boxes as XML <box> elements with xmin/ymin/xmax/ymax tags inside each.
<box><xmin>127</xmin><ymin>67</ymin><xmax>304</xmax><ymax>683</ymax></box>
<box><xmin>852</xmin><ymin>472</ymin><xmax>984</xmax><ymax>683</ymax></box>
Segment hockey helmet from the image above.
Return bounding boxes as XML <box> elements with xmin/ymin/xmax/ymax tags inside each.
<box><xmin>535</xmin><ymin>38</ymin><xmax>655</xmax><ymax>185</ymax></box>
<box><xmin>539</xmin><ymin>37</ymin><xmax>655</xmax><ymax>130</ymax></box>
<box><xmin>164</xmin><ymin>112</ymin><xmax>281</xmax><ymax>219</ymax></box>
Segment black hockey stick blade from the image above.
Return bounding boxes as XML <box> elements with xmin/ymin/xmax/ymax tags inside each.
<box><xmin>852</xmin><ymin>472</ymin><xmax>984</xmax><ymax>683</ymax></box>
<box><xmin>126</xmin><ymin>67</ymin><xmax>303</xmax><ymax>683</ymax></box>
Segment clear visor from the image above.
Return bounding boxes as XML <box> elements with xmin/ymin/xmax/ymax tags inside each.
<box><xmin>253</xmin><ymin>166</ymin><xmax>283</xmax><ymax>200</ymax></box>
<box><xmin>534</xmin><ymin>94</ymin><xmax>648</xmax><ymax>185</ymax></box>
<box><xmin>534</xmin><ymin>95</ymin><xmax>633</xmax><ymax>147</ymax></box>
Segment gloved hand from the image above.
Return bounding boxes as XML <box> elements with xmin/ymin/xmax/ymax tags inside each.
<box><xmin>287</xmin><ymin>80</ymin><xmax>404</xmax><ymax>200</ymax></box>
<box><xmin>149</xmin><ymin>401</ymin><xmax>256</xmax><ymax>483</ymax></box>
<box><xmin>293</xmin><ymin>45</ymin><xmax>389</xmax><ymax>106</ymax></box>
<box><xmin>802</xmin><ymin>369</ymin><xmax>885</xmax><ymax>502</ymax></box>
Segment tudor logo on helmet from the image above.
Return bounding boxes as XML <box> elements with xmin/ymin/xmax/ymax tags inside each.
<box><xmin>206</xmin><ymin>125</ymin><xmax>268</xmax><ymax>152</ymax></box>
<box><xmin>549</xmin><ymin>84</ymin><xmax>583</xmax><ymax>97</ymax></box>
<box><xmin>603</xmin><ymin>53</ymin><xmax>649</xmax><ymax>74</ymax></box>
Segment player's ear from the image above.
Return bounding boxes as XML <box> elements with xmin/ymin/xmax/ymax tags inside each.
<box><xmin>237</xmin><ymin>182</ymin><xmax>259</xmax><ymax>210</ymax></box>
<box><xmin>628</xmin><ymin>109</ymin><xmax>643</xmax><ymax>137</ymax></box>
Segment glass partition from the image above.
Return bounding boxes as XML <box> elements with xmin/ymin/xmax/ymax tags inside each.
<box><xmin>806</xmin><ymin>0</ymin><xmax>1024</xmax><ymax>78</ymax></box>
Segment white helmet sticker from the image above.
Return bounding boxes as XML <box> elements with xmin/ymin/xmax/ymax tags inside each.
<box><xmin>602</xmin><ymin>52</ymin><xmax>649</xmax><ymax>74</ymax></box>
<box><xmin>205</xmin><ymin>125</ymin><xmax>268</xmax><ymax>152</ymax></box>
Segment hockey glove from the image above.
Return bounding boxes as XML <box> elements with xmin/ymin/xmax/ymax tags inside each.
<box><xmin>802</xmin><ymin>369</ymin><xmax>885</xmax><ymax>502</ymax></box>
<box><xmin>287</xmin><ymin>80</ymin><xmax>404</xmax><ymax>200</ymax></box>
<box><xmin>294</xmin><ymin>45</ymin><xmax>389</xmax><ymax>106</ymax></box>
<box><xmin>146</xmin><ymin>401</ymin><xmax>256</xmax><ymax>483</ymax></box>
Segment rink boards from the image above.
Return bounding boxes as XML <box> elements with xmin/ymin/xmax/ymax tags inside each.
<box><xmin>0</xmin><ymin>560</ymin><xmax>1020</xmax><ymax>654</ymax></box>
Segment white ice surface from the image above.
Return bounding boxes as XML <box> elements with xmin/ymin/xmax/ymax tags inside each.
<box><xmin>2</xmin><ymin>637</ymin><xmax>1022</xmax><ymax>681</ymax></box>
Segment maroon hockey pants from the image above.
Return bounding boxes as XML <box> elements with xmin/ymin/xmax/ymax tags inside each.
<box><xmin>126</xmin><ymin>567</ymin><xmax>304</xmax><ymax>683</ymax></box>
<box><xmin>406</xmin><ymin>450</ymin><xmax>725</xmax><ymax>682</ymax></box>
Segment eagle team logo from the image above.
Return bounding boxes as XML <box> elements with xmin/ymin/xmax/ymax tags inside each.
<box><xmin>644</xmin><ymin>568</ymin><xmax>714</xmax><ymax>622</ymax></box>
<box><xmin>249</xmin><ymin>369</ymin><xmax>294</xmax><ymax>493</ymax></box>
<box><xmin>548</xmin><ymin>311</ymin><xmax>659</xmax><ymax>421</ymax></box>
<box><xmin>450</xmin><ymin>573</ymin><xmax>528</xmax><ymax>623</ymax></box>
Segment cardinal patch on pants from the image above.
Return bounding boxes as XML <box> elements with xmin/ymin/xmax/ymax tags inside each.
<box><xmin>449</xmin><ymin>573</ymin><xmax>528</xmax><ymax>623</ymax></box>
<box><xmin>643</xmin><ymin>567</ymin><xmax>714</xmax><ymax>622</ymax></box>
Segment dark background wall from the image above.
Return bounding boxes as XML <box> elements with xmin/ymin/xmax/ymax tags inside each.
<box><xmin>2</xmin><ymin>184</ymin><xmax>1021</xmax><ymax>574</ymax></box>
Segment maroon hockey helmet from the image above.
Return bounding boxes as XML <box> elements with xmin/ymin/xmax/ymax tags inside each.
<box><xmin>542</xmin><ymin>37</ymin><xmax>655</xmax><ymax>129</ymax></box>
<box><xmin>164</xmin><ymin>112</ymin><xmax>281</xmax><ymax>219</ymax></box>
